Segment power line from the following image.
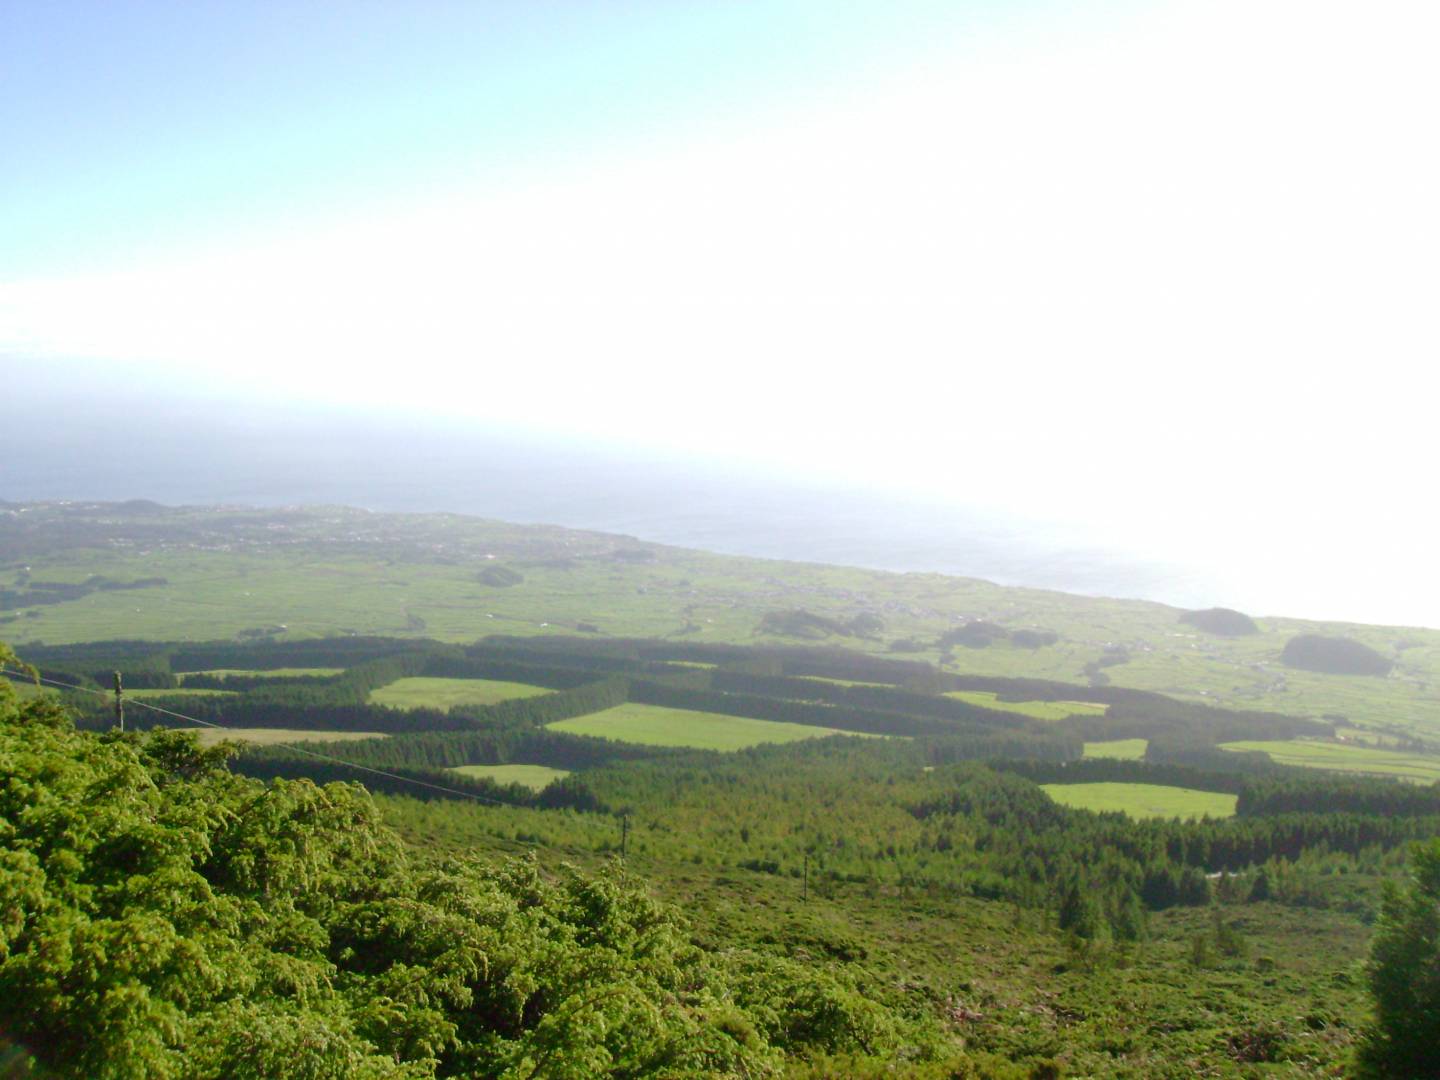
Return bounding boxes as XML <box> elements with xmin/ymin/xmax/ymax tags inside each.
<box><xmin>5</xmin><ymin>668</ymin><xmax>801</xmax><ymax>888</ymax></box>
<box><xmin>1</xmin><ymin>667</ymin><xmax>523</xmax><ymax>806</ymax></box>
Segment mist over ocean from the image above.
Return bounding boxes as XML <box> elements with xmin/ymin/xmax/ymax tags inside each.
<box><xmin>2</xmin><ymin>394</ymin><xmax>1427</xmax><ymax>629</ymax></box>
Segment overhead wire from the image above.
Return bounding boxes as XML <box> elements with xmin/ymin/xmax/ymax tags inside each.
<box><xmin>0</xmin><ymin>666</ymin><xmax>526</xmax><ymax>806</ymax></box>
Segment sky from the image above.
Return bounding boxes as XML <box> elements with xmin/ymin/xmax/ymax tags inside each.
<box><xmin>3</xmin><ymin>1</ymin><xmax>1439</xmax><ymax>624</ymax></box>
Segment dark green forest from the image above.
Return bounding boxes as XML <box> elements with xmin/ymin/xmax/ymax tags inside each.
<box><xmin>5</xmin><ymin>636</ymin><xmax>1440</xmax><ymax>1076</ymax></box>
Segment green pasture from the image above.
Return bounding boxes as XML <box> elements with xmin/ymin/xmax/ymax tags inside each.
<box><xmin>1334</xmin><ymin>725</ymin><xmax>1406</xmax><ymax>748</ymax></box>
<box><xmin>1082</xmin><ymin>738</ymin><xmax>1148</xmax><ymax>760</ymax></box>
<box><xmin>179</xmin><ymin>667</ymin><xmax>344</xmax><ymax>680</ymax></box>
<box><xmin>546</xmin><ymin>703</ymin><xmax>858</xmax><ymax>751</ymax></box>
<box><xmin>946</xmin><ymin>690</ymin><xmax>1108</xmax><ymax>721</ymax></box>
<box><xmin>6</xmin><ymin>501</ymin><xmax>1440</xmax><ymax>735</ymax></box>
<box><xmin>448</xmin><ymin>764</ymin><xmax>570</xmax><ymax>791</ymax></box>
<box><xmin>176</xmin><ymin>727</ymin><xmax>389</xmax><ymax>748</ymax></box>
<box><xmin>1219</xmin><ymin>739</ymin><xmax>1440</xmax><ymax>782</ymax></box>
<box><xmin>1042</xmin><ymin>782</ymin><xmax>1237</xmax><ymax>820</ymax></box>
<box><xmin>368</xmin><ymin>676</ymin><xmax>551</xmax><ymax>710</ymax></box>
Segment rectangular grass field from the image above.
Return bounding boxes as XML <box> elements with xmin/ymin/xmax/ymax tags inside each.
<box><xmin>1042</xmin><ymin>782</ymin><xmax>1237</xmax><ymax>820</ymax></box>
<box><xmin>1083</xmin><ymin>738</ymin><xmax>1148</xmax><ymax>760</ymax></box>
<box><xmin>128</xmin><ymin>687</ymin><xmax>239</xmax><ymax>699</ymax></box>
<box><xmin>448</xmin><ymin>764</ymin><xmax>570</xmax><ymax>790</ymax></box>
<box><xmin>174</xmin><ymin>727</ymin><xmax>389</xmax><ymax>747</ymax></box>
<box><xmin>1219</xmin><ymin>739</ymin><xmax>1440</xmax><ymax>783</ymax></box>
<box><xmin>368</xmin><ymin>676</ymin><xmax>552</xmax><ymax>710</ymax></box>
<box><xmin>546</xmin><ymin>702</ymin><xmax>859</xmax><ymax>751</ymax></box>
<box><xmin>801</xmin><ymin>675</ymin><xmax>897</xmax><ymax>688</ymax></box>
<box><xmin>178</xmin><ymin>667</ymin><xmax>344</xmax><ymax>680</ymax></box>
<box><xmin>946</xmin><ymin>690</ymin><xmax>1108</xmax><ymax>721</ymax></box>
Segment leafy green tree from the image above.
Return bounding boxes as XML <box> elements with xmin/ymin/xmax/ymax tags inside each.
<box><xmin>1110</xmin><ymin>888</ymin><xmax>1147</xmax><ymax>942</ymax></box>
<box><xmin>1056</xmin><ymin>875</ymin><xmax>1105</xmax><ymax>941</ymax></box>
<box><xmin>1357</xmin><ymin>838</ymin><xmax>1440</xmax><ymax>1077</ymax></box>
<box><xmin>4</xmin><ymin>642</ymin><xmax>953</xmax><ymax>1077</ymax></box>
<box><xmin>1248</xmin><ymin>867</ymin><xmax>1272</xmax><ymax>902</ymax></box>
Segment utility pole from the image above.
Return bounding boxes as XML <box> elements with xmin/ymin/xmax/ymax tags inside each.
<box><xmin>113</xmin><ymin>671</ymin><xmax>124</xmax><ymax>732</ymax></box>
<box><xmin>620</xmin><ymin>814</ymin><xmax>628</xmax><ymax>859</ymax></box>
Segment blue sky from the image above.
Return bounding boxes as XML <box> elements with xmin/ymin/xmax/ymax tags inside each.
<box><xmin>3</xmin><ymin>1</ymin><xmax>1050</xmax><ymax>276</ymax></box>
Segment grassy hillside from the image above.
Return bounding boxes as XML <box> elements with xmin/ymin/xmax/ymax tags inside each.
<box><xmin>4</xmin><ymin>500</ymin><xmax>1437</xmax><ymax>737</ymax></box>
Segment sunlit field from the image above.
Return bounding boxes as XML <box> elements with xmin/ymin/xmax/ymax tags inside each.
<box><xmin>946</xmin><ymin>690</ymin><xmax>1108</xmax><ymax>721</ymax></box>
<box><xmin>1083</xmin><ymin>739</ymin><xmax>1148</xmax><ymax>760</ymax></box>
<box><xmin>1220</xmin><ymin>740</ymin><xmax>1440</xmax><ymax>783</ymax></box>
<box><xmin>1042</xmin><ymin>782</ymin><xmax>1237</xmax><ymax>820</ymax></box>
<box><xmin>448</xmin><ymin>764</ymin><xmax>570</xmax><ymax>790</ymax></box>
<box><xmin>369</xmin><ymin>676</ymin><xmax>551</xmax><ymax>710</ymax></box>
<box><xmin>547</xmin><ymin>703</ymin><xmax>858</xmax><ymax>750</ymax></box>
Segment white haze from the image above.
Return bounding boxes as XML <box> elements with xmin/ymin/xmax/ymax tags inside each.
<box><xmin>3</xmin><ymin>0</ymin><xmax>1437</xmax><ymax>627</ymax></box>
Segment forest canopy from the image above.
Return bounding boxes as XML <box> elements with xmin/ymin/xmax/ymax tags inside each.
<box><xmin>0</xmin><ymin>651</ymin><xmax>953</xmax><ymax>1078</ymax></box>
<box><xmin>1281</xmin><ymin>634</ymin><xmax>1393</xmax><ymax>676</ymax></box>
<box><xmin>6</xmin><ymin>632</ymin><xmax>1440</xmax><ymax>1077</ymax></box>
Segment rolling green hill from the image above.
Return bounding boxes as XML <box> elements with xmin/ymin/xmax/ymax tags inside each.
<box><xmin>3</xmin><ymin>500</ymin><xmax>1437</xmax><ymax>738</ymax></box>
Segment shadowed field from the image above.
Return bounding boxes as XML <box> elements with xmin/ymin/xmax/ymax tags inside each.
<box><xmin>128</xmin><ymin>687</ymin><xmax>238</xmax><ymax>699</ymax></box>
<box><xmin>178</xmin><ymin>727</ymin><xmax>390</xmax><ymax>747</ymax></box>
<box><xmin>179</xmin><ymin>667</ymin><xmax>344</xmax><ymax>679</ymax></box>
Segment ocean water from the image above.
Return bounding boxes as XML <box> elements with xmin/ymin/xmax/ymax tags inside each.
<box><xmin>1</xmin><ymin>397</ymin><xmax>1428</xmax><ymax>628</ymax></box>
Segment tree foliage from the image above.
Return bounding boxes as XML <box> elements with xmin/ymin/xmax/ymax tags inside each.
<box><xmin>1357</xmin><ymin>838</ymin><xmax>1440</xmax><ymax>1077</ymax></box>
<box><xmin>1281</xmin><ymin>634</ymin><xmax>1393</xmax><ymax>677</ymax></box>
<box><xmin>0</xmin><ymin>671</ymin><xmax>934</xmax><ymax>1077</ymax></box>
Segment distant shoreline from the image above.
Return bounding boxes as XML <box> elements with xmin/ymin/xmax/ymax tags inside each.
<box><xmin>4</xmin><ymin>406</ymin><xmax>1432</xmax><ymax>627</ymax></box>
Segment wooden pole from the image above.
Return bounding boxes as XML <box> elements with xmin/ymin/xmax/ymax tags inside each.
<box><xmin>621</xmin><ymin>814</ymin><xmax>628</xmax><ymax>859</ymax></box>
<box><xmin>113</xmin><ymin>671</ymin><xmax>124</xmax><ymax>732</ymax></box>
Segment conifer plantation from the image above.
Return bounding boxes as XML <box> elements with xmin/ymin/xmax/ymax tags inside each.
<box><xmin>5</xmin><ymin>631</ymin><xmax>1440</xmax><ymax>1076</ymax></box>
